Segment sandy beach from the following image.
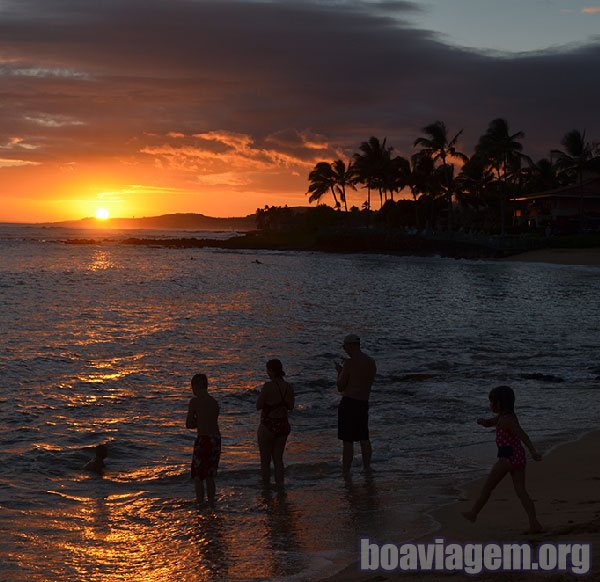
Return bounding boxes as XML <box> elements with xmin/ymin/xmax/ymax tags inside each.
<box><xmin>323</xmin><ymin>430</ymin><xmax>600</xmax><ymax>580</ymax></box>
<box><xmin>504</xmin><ymin>248</ymin><xmax>600</xmax><ymax>266</ymax></box>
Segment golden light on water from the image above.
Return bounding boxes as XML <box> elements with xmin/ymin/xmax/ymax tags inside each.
<box><xmin>95</xmin><ymin>208</ymin><xmax>110</xmax><ymax>220</ymax></box>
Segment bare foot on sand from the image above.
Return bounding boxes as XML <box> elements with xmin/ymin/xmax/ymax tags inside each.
<box><xmin>461</xmin><ymin>511</ymin><xmax>477</xmax><ymax>523</ymax></box>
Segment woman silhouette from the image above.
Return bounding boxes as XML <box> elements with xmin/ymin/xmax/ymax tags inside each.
<box><xmin>256</xmin><ymin>359</ymin><xmax>295</xmax><ymax>488</ymax></box>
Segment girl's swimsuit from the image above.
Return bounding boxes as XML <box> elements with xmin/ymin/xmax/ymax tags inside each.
<box><xmin>496</xmin><ymin>425</ymin><xmax>526</xmax><ymax>471</ymax></box>
<box><xmin>260</xmin><ymin>381</ymin><xmax>291</xmax><ymax>438</ymax></box>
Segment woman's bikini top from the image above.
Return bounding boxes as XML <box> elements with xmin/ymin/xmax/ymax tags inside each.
<box><xmin>261</xmin><ymin>380</ymin><xmax>288</xmax><ymax>419</ymax></box>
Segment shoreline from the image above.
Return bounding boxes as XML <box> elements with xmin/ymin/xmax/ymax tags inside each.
<box><xmin>55</xmin><ymin>231</ymin><xmax>600</xmax><ymax>266</ymax></box>
<box><xmin>321</xmin><ymin>429</ymin><xmax>600</xmax><ymax>581</ymax></box>
<box><xmin>501</xmin><ymin>247</ymin><xmax>600</xmax><ymax>266</ymax></box>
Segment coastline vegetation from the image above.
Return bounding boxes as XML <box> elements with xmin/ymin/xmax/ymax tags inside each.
<box><xmin>66</xmin><ymin>120</ymin><xmax>600</xmax><ymax>258</ymax></box>
<box><xmin>301</xmin><ymin>120</ymin><xmax>600</xmax><ymax>236</ymax></box>
<box><xmin>241</xmin><ymin>120</ymin><xmax>600</xmax><ymax>256</ymax></box>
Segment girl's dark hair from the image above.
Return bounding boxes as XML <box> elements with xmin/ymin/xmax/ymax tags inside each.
<box><xmin>266</xmin><ymin>358</ymin><xmax>285</xmax><ymax>378</ymax></box>
<box><xmin>489</xmin><ymin>385</ymin><xmax>515</xmax><ymax>413</ymax></box>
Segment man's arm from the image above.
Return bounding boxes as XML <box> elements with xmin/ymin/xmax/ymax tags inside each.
<box><xmin>336</xmin><ymin>360</ymin><xmax>350</xmax><ymax>392</ymax></box>
<box><xmin>185</xmin><ymin>398</ymin><xmax>198</xmax><ymax>429</ymax></box>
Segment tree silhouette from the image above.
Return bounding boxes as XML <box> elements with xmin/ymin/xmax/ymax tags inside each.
<box><xmin>354</xmin><ymin>136</ymin><xmax>392</xmax><ymax>209</ymax></box>
<box><xmin>475</xmin><ymin>118</ymin><xmax>525</xmax><ymax>235</ymax></box>
<box><xmin>330</xmin><ymin>159</ymin><xmax>356</xmax><ymax>212</ymax></box>
<box><xmin>307</xmin><ymin>161</ymin><xmax>341</xmax><ymax>209</ymax></box>
<box><xmin>384</xmin><ymin>155</ymin><xmax>410</xmax><ymax>203</ymax></box>
<box><xmin>414</xmin><ymin>121</ymin><xmax>468</xmax><ymax>231</ymax></box>
<box><xmin>551</xmin><ymin>129</ymin><xmax>598</xmax><ymax>229</ymax></box>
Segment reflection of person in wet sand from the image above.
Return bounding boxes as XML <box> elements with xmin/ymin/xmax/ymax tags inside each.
<box><xmin>462</xmin><ymin>385</ymin><xmax>543</xmax><ymax>533</ymax></box>
<box><xmin>257</xmin><ymin>359</ymin><xmax>294</xmax><ymax>488</ymax></box>
<box><xmin>84</xmin><ymin>443</ymin><xmax>108</xmax><ymax>474</ymax></box>
<box><xmin>343</xmin><ymin>475</ymin><xmax>381</xmax><ymax>532</ymax></box>
<box><xmin>193</xmin><ymin>510</ymin><xmax>229</xmax><ymax>579</ymax></box>
<box><xmin>261</xmin><ymin>489</ymin><xmax>304</xmax><ymax>578</ymax></box>
<box><xmin>335</xmin><ymin>334</ymin><xmax>376</xmax><ymax>479</ymax></box>
<box><xmin>186</xmin><ymin>373</ymin><xmax>221</xmax><ymax>505</ymax></box>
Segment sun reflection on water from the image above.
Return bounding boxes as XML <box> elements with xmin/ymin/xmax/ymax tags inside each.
<box><xmin>88</xmin><ymin>250</ymin><xmax>115</xmax><ymax>272</ymax></box>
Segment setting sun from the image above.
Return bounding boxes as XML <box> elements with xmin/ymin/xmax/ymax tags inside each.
<box><xmin>95</xmin><ymin>208</ymin><xmax>110</xmax><ymax>220</ymax></box>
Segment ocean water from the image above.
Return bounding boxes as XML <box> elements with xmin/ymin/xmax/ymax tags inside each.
<box><xmin>1</xmin><ymin>225</ymin><xmax>600</xmax><ymax>581</ymax></box>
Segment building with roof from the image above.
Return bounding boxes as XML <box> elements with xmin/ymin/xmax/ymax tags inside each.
<box><xmin>514</xmin><ymin>176</ymin><xmax>600</xmax><ymax>232</ymax></box>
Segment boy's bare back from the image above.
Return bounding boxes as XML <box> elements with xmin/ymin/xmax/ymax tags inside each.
<box><xmin>186</xmin><ymin>393</ymin><xmax>220</xmax><ymax>436</ymax></box>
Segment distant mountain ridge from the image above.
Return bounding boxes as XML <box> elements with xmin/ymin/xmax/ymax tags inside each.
<box><xmin>43</xmin><ymin>212</ymin><xmax>257</xmax><ymax>230</ymax></box>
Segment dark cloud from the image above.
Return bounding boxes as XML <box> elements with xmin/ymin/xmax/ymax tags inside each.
<box><xmin>0</xmin><ymin>0</ymin><xmax>598</xmax><ymax>170</ymax></box>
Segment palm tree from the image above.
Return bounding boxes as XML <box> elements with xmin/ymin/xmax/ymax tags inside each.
<box><xmin>307</xmin><ymin>161</ymin><xmax>340</xmax><ymax>209</ymax></box>
<box><xmin>353</xmin><ymin>136</ymin><xmax>392</xmax><ymax>210</ymax></box>
<box><xmin>414</xmin><ymin>121</ymin><xmax>468</xmax><ymax>231</ymax></box>
<box><xmin>475</xmin><ymin>118</ymin><xmax>525</xmax><ymax>235</ymax></box>
<box><xmin>455</xmin><ymin>154</ymin><xmax>498</xmax><ymax>230</ymax></box>
<box><xmin>385</xmin><ymin>155</ymin><xmax>411</xmax><ymax>203</ymax></box>
<box><xmin>330</xmin><ymin>159</ymin><xmax>356</xmax><ymax>212</ymax></box>
<box><xmin>522</xmin><ymin>158</ymin><xmax>560</xmax><ymax>194</ymax></box>
<box><xmin>456</xmin><ymin>154</ymin><xmax>496</xmax><ymax>205</ymax></box>
<box><xmin>551</xmin><ymin>129</ymin><xmax>597</xmax><ymax>230</ymax></box>
<box><xmin>406</xmin><ymin>153</ymin><xmax>436</xmax><ymax>228</ymax></box>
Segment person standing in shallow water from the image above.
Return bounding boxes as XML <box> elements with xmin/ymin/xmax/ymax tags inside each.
<box><xmin>186</xmin><ymin>373</ymin><xmax>221</xmax><ymax>505</ymax></box>
<box><xmin>335</xmin><ymin>334</ymin><xmax>377</xmax><ymax>479</ymax></box>
<box><xmin>257</xmin><ymin>359</ymin><xmax>294</xmax><ymax>488</ymax></box>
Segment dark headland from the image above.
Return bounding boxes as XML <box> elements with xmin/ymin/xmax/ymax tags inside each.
<box><xmin>51</xmin><ymin>207</ymin><xmax>600</xmax><ymax>261</ymax></box>
<box><xmin>44</xmin><ymin>212</ymin><xmax>256</xmax><ymax>231</ymax></box>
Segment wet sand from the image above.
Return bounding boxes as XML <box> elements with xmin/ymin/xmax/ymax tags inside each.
<box><xmin>322</xmin><ymin>430</ymin><xmax>600</xmax><ymax>580</ymax></box>
<box><xmin>504</xmin><ymin>248</ymin><xmax>600</xmax><ymax>266</ymax></box>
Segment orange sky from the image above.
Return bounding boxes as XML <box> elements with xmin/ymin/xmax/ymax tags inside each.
<box><xmin>0</xmin><ymin>130</ymin><xmax>344</xmax><ymax>222</ymax></box>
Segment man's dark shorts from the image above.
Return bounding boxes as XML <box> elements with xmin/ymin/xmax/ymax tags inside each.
<box><xmin>338</xmin><ymin>396</ymin><xmax>369</xmax><ymax>442</ymax></box>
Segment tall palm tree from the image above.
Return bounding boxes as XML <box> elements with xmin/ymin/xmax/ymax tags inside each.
<box><xmin>455</xmin><ymin>154</ymin><xmax>498</xmax><ymax>230</ymax></box>
<box><xmin>353</xmin><ymin>136</ymin><xmax>392</xmax><ymax>210</ymax></box>
<box><xmin>405</xmin><ymin>153</ymin><xmax>435</xmax><ymax>228</ymax></box>
<box><xmin>475</xmin><ymin>118</ymin><xmax>525</xmax><ymax>235</ymax></box>
<box><xmin>385</xmin><ymin>155</ymin><xmax>411</xmax><ymax>203</ymax></box>
<box><xmin>307</xmin><ymin>161</ymin><xmax>340</xmax><ymax>209</ymax></box>
<box><xmin>551</xmin><ymin>129</ymin><xmax>597</xmax><ymax>229</ymax></box>
<box><xmin>405</xmin><ymin>152</ymin><xmax>443</xmax><ymax>230</ymax></box>
<box><xmin>456</xmin><ymin>154</ymin><xmax>496</xmax><ymax>205</ymax></box>
<box><xmin>330</xmin><ymin>159</ymin><xmax>356</xmax><ymax>212</ymax></box>
<box><xmin>414</xmin><ymin>121</ymin><xmax>468</xmax><ymax>231</ymax></box>
<box><xmin>522</xmin><ymin>158</ymin><xmax>560</xmax><ymax>194</ymax></box>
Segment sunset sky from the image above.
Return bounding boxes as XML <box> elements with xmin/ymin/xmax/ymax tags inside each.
<box><xmin>1</xmin><ymin>0</ymin><xmax>599</xmax><ymax>222</ymax></box>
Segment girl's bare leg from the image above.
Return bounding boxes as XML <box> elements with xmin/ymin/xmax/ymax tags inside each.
<box><xmin>206</xmin><ymin>476</ymin><xmax>216</xmax><ymax>504</ymax></box>
<box><xmin>194</xmin><ymin>478</ymin><xmax>205</xmax><ymax>505</ymax></box>
<box><xmin>257</xmin><ymin>425</ymin><xmax>274</xmax><ymax>486</ymax></box>
<box><xmin>271</xmin><ymin>435</ymin><xmax>288</xmax><ymax>487</ymax></box>
<box><xmin>462</xmin><ymin>460</ymin><xmax>510</xmax><ymax>522</ymax></box>
<box><xmin>511</xmin><ymin>469</ymin><xmax>543</xmax><ymax>533</ymax></box>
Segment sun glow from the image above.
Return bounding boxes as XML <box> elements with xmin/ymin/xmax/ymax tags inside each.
<box><xmin>95</xmin><ymin>208</ymin><xmax>110</xmax><ymax>220</ymax></box>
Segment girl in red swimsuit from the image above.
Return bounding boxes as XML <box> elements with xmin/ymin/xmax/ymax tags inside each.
<box><xmin>462</xmin><ymin>386</ymin><xmax>543</xmax><ymax>533</ymax></box>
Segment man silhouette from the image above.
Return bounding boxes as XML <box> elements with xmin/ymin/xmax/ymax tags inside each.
<box><xmin>335</xmin><ymin>334</ymin><xmax>377</xmax><ymax>478</ymax></box>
